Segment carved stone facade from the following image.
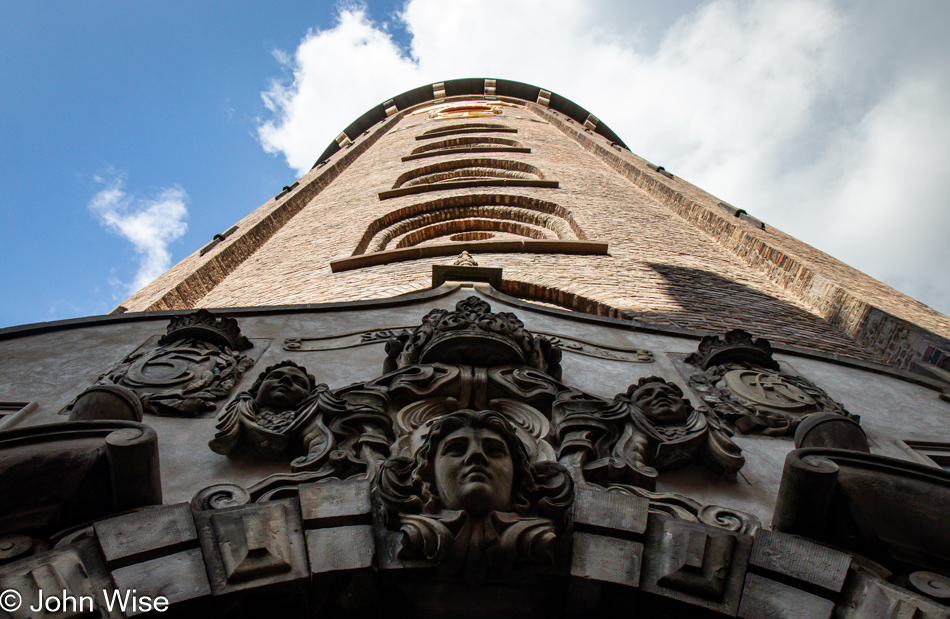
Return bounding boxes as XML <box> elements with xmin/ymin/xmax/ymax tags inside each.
<box><xmin>2</xmin><ymin>80</ymin><xmax>950</xmax><ymax>618</ymax></box>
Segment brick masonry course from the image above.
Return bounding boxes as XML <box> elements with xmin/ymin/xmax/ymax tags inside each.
<box><xmin>120</xmin><ymin>95</ymin><xmax>949</xmax><ymax>368</ymax></box>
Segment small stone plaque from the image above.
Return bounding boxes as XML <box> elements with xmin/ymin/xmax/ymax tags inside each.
<box><xmin>94</xmin><ymin>503</ymin><xmax>197</xmax><ymax>568</ymax></box>
<box><xmin>571</xmin><ymin>532</ymin><xmax>642</xmax><ymax>588</ymax></box>
<box><xmin>749</xmin><ymin>529</ymin><xmax>851</xmax><ymax>593</ymax></box>
<box><xmin>573</xmin><ymin>485</ymin><xmax>648</xmax><ymax>537</ymax></box>
<box><xmin>307</xmin><ymin>525</ymin><xmax>375</xmax><ymax>574</ymax></box>
<box><xmin>738</xmin><ymin>573</ymin><xmax>835</xmax><ymax>619</ymax></box>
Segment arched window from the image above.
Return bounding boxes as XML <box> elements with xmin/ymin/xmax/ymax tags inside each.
<box><xmin>380</xmin><ymin>159</ymin><xmax>557</xmax><ymax>199</ymax></box>
<box><xmin>403</xmin><ymin>136</ymin><xmax>530</xmax><ymax>161</ymax></box>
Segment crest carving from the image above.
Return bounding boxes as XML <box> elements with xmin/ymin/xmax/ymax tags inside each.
<box><xmin>680</xmin><ymin>329</ymin><xmax>854</xmax><ymax>436</ymax></box>
<box><xmin>74</xmin><ymin>310</ymin><xmax>255</xmax><ymax>418</ymax></box>
<box><xmin>384</xmin><ymin>297</ymin><xmax>562</xmax><ymax>379</ymax></box>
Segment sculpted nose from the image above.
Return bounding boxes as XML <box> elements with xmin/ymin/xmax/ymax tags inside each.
<box><xmin>464</xmin><ymin>446</ymin><xmax>489</xmax><ymax>465</ymax></box>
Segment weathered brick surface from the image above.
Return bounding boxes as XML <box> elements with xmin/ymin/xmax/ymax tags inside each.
<box><xmin>529</xmin><ymin>103</ymin><xmax>950</xmax><ymax>368</ymax></box>
<box><xmin>120</xmin><ymin>95</ymin><xmax>949</xmax><ymax>367</ymax></box>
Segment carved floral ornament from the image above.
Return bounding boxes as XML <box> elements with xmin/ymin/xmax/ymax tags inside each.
<box><xmin>204</xmin><ymin>297</ymin><xmax>756</xmax><ymax>579</ymax></box>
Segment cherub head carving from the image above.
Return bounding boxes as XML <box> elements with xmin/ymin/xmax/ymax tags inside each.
<box><xmin>248</xmin><ymin>360</ymin><xmax>316</xmax><ymax>413</ymax></box>
<box><xmin>629</xmin><ymin>376</ymin><xmax>693</xmax><ymax>425</ymax></box>
<box><xmin>379</xmin><ymin>409</ymin><xmax>572</xmax><ymax>519</ymax></box>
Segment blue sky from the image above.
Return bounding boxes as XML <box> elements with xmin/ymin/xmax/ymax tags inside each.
<box><xmin>2</xmin><ymin>0</ymin><xmax>949</xmax><ymax>328</ymax></box>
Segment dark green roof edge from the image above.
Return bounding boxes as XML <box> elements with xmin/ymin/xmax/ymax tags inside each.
<box><xmin>312</xmin><ymin>78</ymin><xmax>629</xmax><ymax>167</ymax></box>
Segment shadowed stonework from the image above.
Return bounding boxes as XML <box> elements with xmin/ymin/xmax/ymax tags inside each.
<box><xmin>1</xmin><ymin>79</ymin><xmax>949</xmax><ymax>618</ymax></box>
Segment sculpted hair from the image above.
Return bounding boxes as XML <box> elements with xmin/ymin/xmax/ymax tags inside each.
<box><xmin>379</xmin><ymin>409</ymin><xmax>573</xmax><ymax>519</ymax></box>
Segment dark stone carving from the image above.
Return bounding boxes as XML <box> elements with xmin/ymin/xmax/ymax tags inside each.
<box><xmin>158</xmin><ymin>308</ymin><xmax>252</xmax><ymax>350</ymax></box>
<box><xmin>0</xmin><ymin>539</ymin><xmax>122</xmax><ymax>619</ymax></box>
<box><xmin>67</xmin><ymin>384</ymin><xmax>143</xmax><ymax>422</ymax></box>
<box><xmin>378</xmin><ymin>409</ymin><xmax>574</xmax><ymax>582</ymax></box>
<box><xmin>384</xmin><ymin>296</ymin><xmax>562</xmax><ymax>378</ymax></box>
<box><xmin>73</xmin><ymin>310</ymin><xmax>256</xmax><ymax>418</ymax></box>
<box><xmin>554</xmin><ymin>376</ymin><xmax>744</xmax><ymax>491</ymax></box>
<box><xmin>749</xmin><ymin>529</ymin><xmax>851</xmax><ymax>594</ymax></box>
<box><xmin>656</xmin><ymin>519</ymin><xmax>737</xmax><ymax>600</ymax></box>
<box><xmin>640</xmin><ymin>515</ymin><xmax>752</xmax><ymax>615</ymax></box>
<box><xmin>209</xmin><ymin>361</ymin><xmax>395</xmax><ymax>479</ymax></box>
<box><xmin>738</xmin><ymin>573</ymin><xmax>836</xmax><ymax>619</ymax></box>
<box><xmin>605</xmin><ymin>485</ymin><xmax>760</xmax><ymax>534</ymax></box>
<box><xmin>848</xmin><ymin>575</ymin><xmax>950</xmax><ymax>619</ymax></box>
<box><xmin>774</xmin><ymin>447</ymin><xmax>950</xmax><ymax>578</ymax></box>
<box><xmin>686</xmin><ymin>328</ymin><xmax>779</xmax><ymax>371</ymax></box>
<box><xmin>680</xmin><ymin>329</ymin><xmax>855</xmax><ymax>436</ymax></box>
<box><xmin>192</xmin><ymin>484</ymin><xmax>252</xmax><ymax>511</ymax></box>
<box><xmin>0</xmin><ymin>421</ymin><xmax>161</xmax><ymax>538</ymax></box>
<box><xmin>195</xmin><ymin>500</ymin><xmax>309</xmax><ymax>595</ymax></box>
<box><xmin>794</xmin><ymin>411</ymin><xmax>869</xmax><ymax>452</ymax></box>
<box><xmin>209</xmin><ymin>361</ymin><xmax>318</xmax><ymax>458</ymax></box>
<box><xmin>94</xmin><ymin>504</ymin><xmax>212</xmax><ymax>614</ymax></box>
<box><xmin>0</xmin><ymin>535</ymin><xmax>44</xmax><ymax>566</ymax></box>
<box><xmin>538</xmin><ymin>334</ymin><xmax>654</xmax><ymax>363</ymax></box>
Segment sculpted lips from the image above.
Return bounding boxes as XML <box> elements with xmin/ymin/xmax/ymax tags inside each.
<box><xmin>462</xmin><ymin>466</ymin><xmax>491</xmax><ymax>483</ymax></box>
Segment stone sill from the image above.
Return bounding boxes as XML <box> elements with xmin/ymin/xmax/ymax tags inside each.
<box><xmin>379</xmin><ymin>179</ymin><xmax>559</xmax><ymax>200</ymax></box>
<box><xmin>330</xmin><ymin>239</ymin><xmax>609</xmax><ymax>273</ymax></box>
<box><xmin>401</xmin><ymin>147</ymin><xmax>532</xmax><ymax>162</ymax></box>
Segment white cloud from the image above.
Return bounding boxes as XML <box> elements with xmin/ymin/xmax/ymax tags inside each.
<box><xmin>89</xmin><ymin>174</ymin><xmax>189</xmax><ymax>295</ymax></box>
<box><xmin>257</xmin><ymin>0</ymin><xmax>950</xmax><ymax>315</ymax></box>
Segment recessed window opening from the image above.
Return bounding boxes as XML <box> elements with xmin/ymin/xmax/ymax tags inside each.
<box><xmin>393</xmin><ymin>218</ymin><xmax>552</xmax><ymax>249</ymax></box>
<box><xmin>411</xmin><ymin>136</ymin><xmax>522</xmax><ymax>155</ymax></box>
<box><xmin>353</xmin><ymin>195</ymin><xmax>587</xmax><ymax>256</ymax></box>
<box><xmin>393</xmin><ymin>159</ymin><xmax>543</xmax><ymax>189</ymax></box>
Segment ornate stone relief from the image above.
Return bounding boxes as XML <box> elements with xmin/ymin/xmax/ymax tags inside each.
<box><xmin>68</xmin><ymin>310</ymin><xmax>258</xmax><ymax>418</ymax></box>
<box><xmin>377</xmin><ymin>409</ymin><xmax>573</xmax><ymax>582</ymax></box>
<box><xmin>284</xmin><ymin>329</ymin><xmax>653</xmax><ymax>363</ymax></box>
<box><xmin>209</xmin><ymin>361</ymin><xmax>394</xmax><ymax>479</ymax></box>
<box><xmin>553</xmin><ymin>376</ymin><xmax>745</xmax><ymax>491</ymax></box>
<box><xmin>677</xmin><ymin>329</ymin><xmax>854</xmax><ymax>436</ymax></box>
<box><xmin>382</xmin><ymin>296</ymin><xmax>563</xmax><ymax>378</ymax></box>
<box><xmin>205</xmin><ymin>296</ymin><xmax>751</xmax><ymax>583</ymax></box>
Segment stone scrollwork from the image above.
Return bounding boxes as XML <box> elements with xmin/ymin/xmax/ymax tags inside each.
<box><xmin>681</xmin><ymin>329</ymin><xmax>854</xmax><ymax>436</ymax></box>
<box><xmin>604</xmin><ymin>485</ymin><xmax>760</xmax><ymax>535</ymax></box>
<box><xmin>553</xmin><ymin>376</ymin><xmax>744</xmax><ymax>491</ymax></box>
<box><xmin>378</xmin><ymin>409</ymin><xmax>574</xmax><ymax>582</ymax></box>
<box><xmin>209</xmin><ymin>361</ymin><xmax>395</xmax><ymax>480</ymax></box>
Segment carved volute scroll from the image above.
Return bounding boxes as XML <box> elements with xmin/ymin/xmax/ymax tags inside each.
<box><xmin>384</xmin><ymin>296</ymin><xmax>562</xmax><ymax>379</ymax></box>
<box><xmin>72</xmin><ymin>310</ymin><xmax>255</xmax><ymax>418</ymax></box>
<box><xmin>682</xmin><ymin>329</ymin><xmax>855</xmax><ymax>436</ymax></box>
<box><xmin>378</xmin><ymin>409</ymin><xmax>574</xmax><ymax>582</ymax></box>
<box><xmin>553</xmin><ymin>376</ymin><xmax>745</xmax><ymax>492</ymax></box>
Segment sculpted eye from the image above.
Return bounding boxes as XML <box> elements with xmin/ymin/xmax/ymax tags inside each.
<box><xmin>442</xmin><ymin>440</ymin><xmax>467</xmax><ymax>456</ymax></box>
<box><xmin>485</xmin><ymin>441</ymin><xmax>509</xmax><ymax>457</ymax></box>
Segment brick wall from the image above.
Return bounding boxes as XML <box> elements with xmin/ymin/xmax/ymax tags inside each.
<box><xmin>120</xmin><ymin>94</ymin><xmax>949</xmax><ymax>368</ymax></box>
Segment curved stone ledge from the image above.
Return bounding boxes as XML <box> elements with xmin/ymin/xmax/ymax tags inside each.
<box><xmin>330</xmin><ymin>239</ymin><xmax>608</xmax><ymax>273</ymax></box>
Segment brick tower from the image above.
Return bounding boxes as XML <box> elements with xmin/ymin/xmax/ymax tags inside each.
<box><xmin>118</xmin><ymin>78</ymin><xmax>950</xmax><ymax>373</ymax></box>
<box><xmin>2</xmin><ymin>79</ymin><xmax>950</xmax><ymax>617</ymax></box>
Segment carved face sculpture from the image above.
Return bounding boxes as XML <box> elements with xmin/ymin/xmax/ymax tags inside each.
<box><xmin>632</xmin><ymin>378</ymin><xmax>691</xmax><ymax>425</ymax></box>
<box><xmin>434</xmin><ymin>426</ymin><xmax>515</xmax><ymax>516</ymax></box>
<box><xmin>254</xmin><ymin>364</ymin><xmax>312</xmax><ymax>413</ymax></box>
